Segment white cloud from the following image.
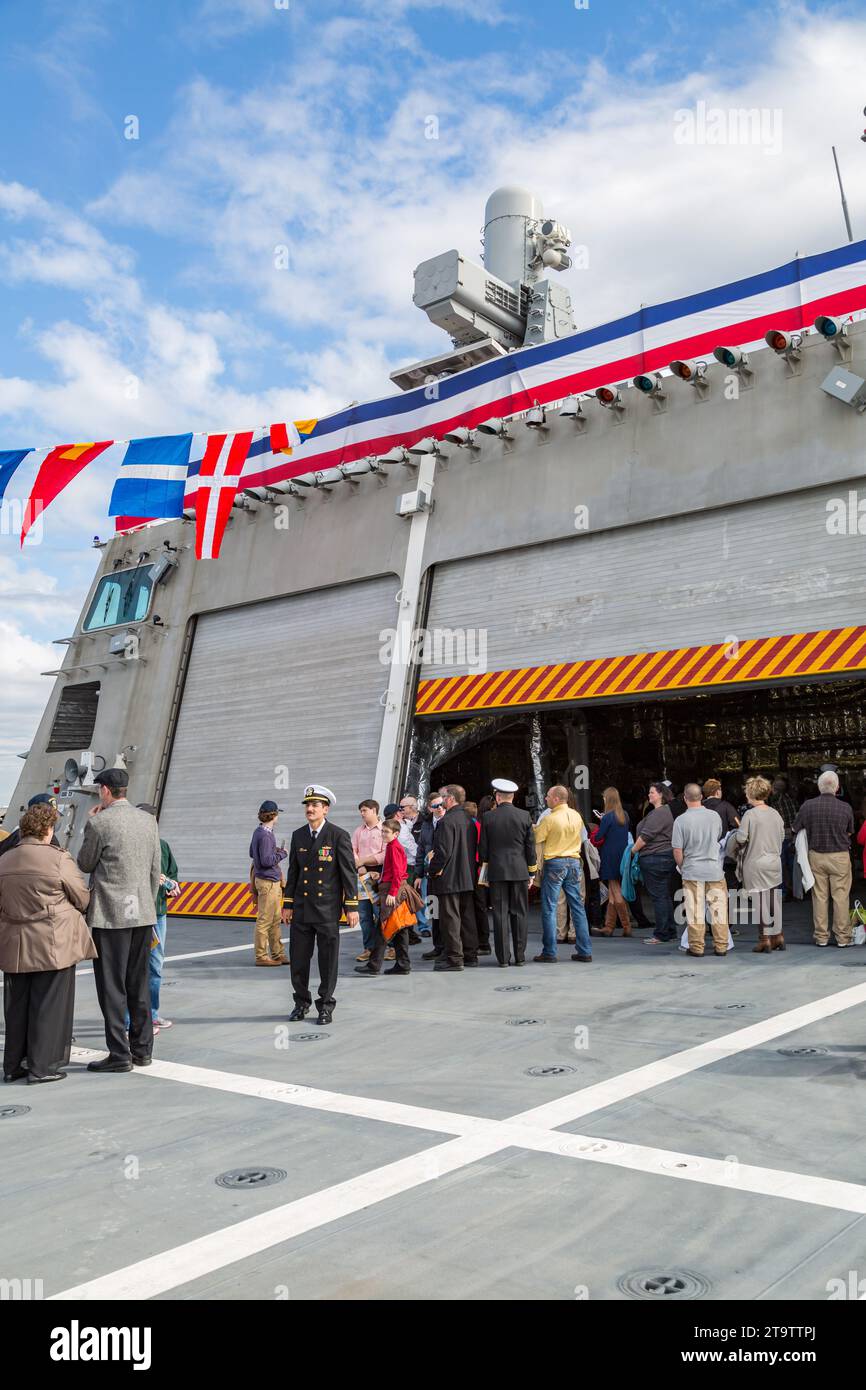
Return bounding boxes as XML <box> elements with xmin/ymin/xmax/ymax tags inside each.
<box><xmin>86</xmin><ymin>171</ymin><xmax>205</xmax><ymax>237</ymax></box>
<box><xmin>0</xmin><ymin>180</ymin><xmax>140</xmax><ymax>311</ymax></box>
<box><xmin>1</xmin><ymin>9</ymin><xmax>865</xmax><ymax>536</ymax></box>
<box><xmin>192</xmin><ymin>0</ymin><xmax>290</xmax><ymax>40</ymax></box>
<box><xmin>0</xmin><ymin>183</ymin><xmax>54</xmax><ymax>221</ymax></box>
<box><xmin>21</xmin><ymin>0</ymin><xmax>114</xmax><ymax>126</ymax></box>
<box><xmin>85</xmin><ymin>10</ymin><xmax>866</xmax><ymax>367</ymax></box>
<box><xmin>192</xmin><ymin>0</ymin><xmax>510</xmax><ymax>43</ymax></box>
<box><xmin>0</xmin><ymin>617</ymin><xmax>57</xmax><ymax>808</ymax></box>
<box><xmin>2</xmin><ymin>10</ymin><xmax>866</xmax><ymax>471</ymax></box>
<box><xmin>0</xmin><ymin>553</ymin><xmax>70</xmax><ymax>601</ymax></box>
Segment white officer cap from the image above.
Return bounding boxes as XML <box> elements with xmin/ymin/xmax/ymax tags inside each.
<box><xmin>302</xmin><ymin>784</ymin><xmax>336</xmax><ymax>806</ymax></box>
<box><xmin>491</xmin><ymin>778</ymin><xmax>518</xmax><ymax>793</ymax></box>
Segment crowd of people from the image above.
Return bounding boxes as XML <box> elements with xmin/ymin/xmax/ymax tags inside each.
<box><xmin>0</xmin><ymin>762</ymin><xmax>863</xmax><ymax>1070</ymax></box>
<box><xmin>249</xmin><ymin>766</ymin><xmax>863</xmax><ymax>1018</ymax></box>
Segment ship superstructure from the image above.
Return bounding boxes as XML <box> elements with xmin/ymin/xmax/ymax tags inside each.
<box><xmin>7</xmin><ymin>189</ymin><xmax>866</xmax><ymax>916</ymax></box>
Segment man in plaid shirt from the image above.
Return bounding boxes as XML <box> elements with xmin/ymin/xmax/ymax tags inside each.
<box><xmin>793</xmin><ymin>771</ymin><xmax>854</xmax><ymax>946</ymax></box>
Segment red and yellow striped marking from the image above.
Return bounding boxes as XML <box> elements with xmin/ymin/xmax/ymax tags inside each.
<box><xmin>167</xmin><ymin>882</ymin><xmax>352</xmax><ymax>925</ymax></box>
<box><xmin>168</xmin><ymin>881</ymin><xmax>256</xmax><ymax>919</ymax></box>
<box><xmin>415</xmin><ymin>624</ymin><xmax>866</xmax><ymax>717</ymax></box>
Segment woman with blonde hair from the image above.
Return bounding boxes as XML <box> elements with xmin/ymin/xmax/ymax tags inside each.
<box><xmin>593</xmin><ymin>786</ymin><xmax>633</xmax><ymax>936</ymax></box>
<box><xmin>729</xmin><ymin>776</ymin><xmax>785</xmax><ymax>953</ymax></box>
<box><xmin>0</xmin><ymin>802</ymin><xmax>95</xmax><ymax>1083</ymax></box>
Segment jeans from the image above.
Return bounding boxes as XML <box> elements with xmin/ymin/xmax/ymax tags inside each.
<box><xmin>540</xmin><ymin>859</ymin><xmax>592</xmax><ymax>958</ymax></box>
<box><xmin>357</xmin><ymin>896</ymin><xmax>379</xmax><ymax>952</ymax></box>
<box><xmin>150</xmin><ymin>913</ymin><xmax>167</xmax><ymax>1021</ymax></box>
<box><xmin>640</xmin><ymin>853</ymin><xmax>677</xmax><ymax>939</ymax></box>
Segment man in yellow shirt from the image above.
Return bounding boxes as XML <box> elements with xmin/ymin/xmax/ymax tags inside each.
<box><xmin>533</xmin><ymin>786</ymin><xmax>592</xmax><ymax>963</ymax></box>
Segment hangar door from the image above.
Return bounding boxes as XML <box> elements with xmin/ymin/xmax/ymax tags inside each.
<box><xmin>421</xmin><ymin>488</ymin><xmax>866</xmax><ymax>692</ymax></box>
<box><xmin>159</xmin><ymin>575</ymin><xmax>396</xmax><ymax>881</ymax></box>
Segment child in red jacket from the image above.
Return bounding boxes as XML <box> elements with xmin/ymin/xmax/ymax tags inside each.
<box><xmin>354</xmin><ymin>818</ymin><xmax>411</xmax><ymax>976</ymax></box>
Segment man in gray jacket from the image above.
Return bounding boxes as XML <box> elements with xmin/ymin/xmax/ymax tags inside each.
<box><xmin>77</xmin><ymin>768</ymin><xmax>161</xmax><ymax>1072</ymax></box>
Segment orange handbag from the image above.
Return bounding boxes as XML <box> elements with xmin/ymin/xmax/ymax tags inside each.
<box><xmin>382</xmin><ymin>900</ymin><xmax>416</xmax><ymax>940</ymax></box>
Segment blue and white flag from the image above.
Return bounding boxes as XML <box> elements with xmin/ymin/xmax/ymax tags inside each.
<box><xmin>108</xmin><ymin>434</ymin><xmax>192</xmax><ymax>519</ymax></box>
<box><xmin>0</xmin><ymin>448</ymin><xmax>33</xmax><ymax>503</ymax></box>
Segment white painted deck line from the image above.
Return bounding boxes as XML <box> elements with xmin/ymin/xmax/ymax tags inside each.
<box><xmin>51</xmin><ymin>978</ymin><xmax>866</xmax><ymax>1300</ymax></box>
<box><xmin>74</xmin><ymin>927</ymin><xmax>360</xmax><ymax>976</ymax></box>
<box><xmin>510</xmin><ymin>980</ymin><xmax>866</xmax><ymax>1130</ymax></box>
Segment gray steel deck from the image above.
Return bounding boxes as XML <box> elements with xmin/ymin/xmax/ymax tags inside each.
<box><xmin>3</xmin><ymin>903</ymin><xmax>865</xmax><ymax>1302</ymax></box>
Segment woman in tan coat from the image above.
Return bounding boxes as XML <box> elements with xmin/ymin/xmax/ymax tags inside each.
<box><xmin>0</xmin><ymin>803</ymin><xmax>95</xmax><ymax>1084</ymax></box>
<box><xmin>728</xmin><ymin>776</ymin><xmax>785</xmax><ymax>953</ymax></box>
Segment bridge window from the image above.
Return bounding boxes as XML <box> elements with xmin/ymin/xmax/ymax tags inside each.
<box><xmin>83</xmin><ymin>564</ymin><xmax>155</xmax><ymax>631</ymax></box>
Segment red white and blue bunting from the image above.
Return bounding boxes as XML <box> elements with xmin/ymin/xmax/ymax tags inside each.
<box><xmin>1</xmin><ymin>238</ymin><xmax>865</xmax><ymax>558</ymax></box>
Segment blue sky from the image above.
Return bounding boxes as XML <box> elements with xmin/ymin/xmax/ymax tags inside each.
<box><xmin>1</xmin><ymin>0</ymin><xmax>865</xmax><ymax>803</ymax></box>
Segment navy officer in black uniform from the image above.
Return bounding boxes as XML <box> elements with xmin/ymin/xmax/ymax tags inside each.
<box><xmin>281</xmin><ymin>785</ymin><xmax>358</xmax><ymax>1025</ymax></box>
<box><xmin>478</xmin><ymin>778</ymin><xmax>537</xmax><ymax>967</ymax></box>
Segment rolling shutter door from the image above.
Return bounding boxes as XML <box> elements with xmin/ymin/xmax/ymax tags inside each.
<box><xmin>422</xmin><ymin>489</ymin><xmax>866</xmax><ymax>679</ymax></box>
<box><xmin>159</xmin><ymin>576</ymin><xmax>396</xmax><ymax>881</ymax></box>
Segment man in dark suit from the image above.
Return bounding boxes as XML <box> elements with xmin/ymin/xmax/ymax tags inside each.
<box><xmin>479</xmin><ymin>779</ymin><xmax>537</xmax><ymax>966</ymax></box>
<box><xmin>281</xmin><ymin>785</ymin><xmax>358</xmax><ymax>1025</ymax></box>
<box><xmin>428</xmin><ymin>784</ymin><xmax>476</xmax><ymax>971</ymax></box>
<box><xmin>419</xmin><ymin>794</ymin><xmax>446</xmax><ymax>961</ymax></box>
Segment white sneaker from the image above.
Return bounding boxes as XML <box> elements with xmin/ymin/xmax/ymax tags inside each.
<box><xmin>155</xmin><ymin>1017</ymin><xmax>173</xmax><ymax>1029</ymax></box>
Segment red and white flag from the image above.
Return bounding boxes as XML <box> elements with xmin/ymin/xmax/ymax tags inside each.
<box><xmin>21</xmin><ymin>440</ymin><xmax>113</xmax><ymax>545</ymax></box>
<box><xmin>194</xmin><ymin>430</ymin><xmax>255</xmax><ymax>559</ymax></box>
